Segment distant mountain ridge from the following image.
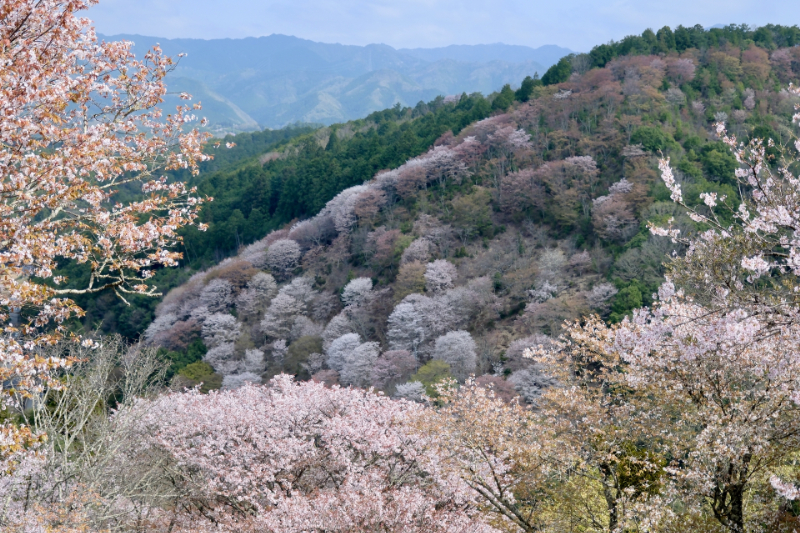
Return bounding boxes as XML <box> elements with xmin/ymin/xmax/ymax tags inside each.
<box><xmin>398</xmin><ymin>43</ymin><xmax>571</xmax><ymax>65</ymax></box>
<box><xmin>100</xmin><ymin>33</ymin><xmax>571</xmax><ymax>133</ymax></box>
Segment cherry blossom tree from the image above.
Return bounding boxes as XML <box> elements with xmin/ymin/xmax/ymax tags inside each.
<box><xmin>371</xmin><ymin>350</ymin><xmax>417</xmax><ymax>390</ymax></box>
<box><xmin>592</xmin><ymin>179</ymin><xmax>639</xmax><ymax>242</ymax></box>
<box><xmin>123</xmin><ymin>376</ymin><xmax>498</xmax><ymax>532</ymax></box>
<box><xmin>239</xmin><ymin>229</ymin><xmax>288</xmax><ymax>268</ymax></box>
<box><xmin>432</xmin><ymin>330</ymin><xmax>477</xmax><ymax>381</ymax></box>
<box><xmin>0</xmin><ymin>0</ymin><xmax>211</xmax><ymax>453</ymax></box>
<box><xmin>395</xmin><ymin>161</ymin><xmax>428</xmax><ymax>198</ymax></box>
<box><xmin>322</xmin><ymin>313</ymin><xmax>355</xmax><ymax>350</ymax></box>
<box><xmin>394</xmin><ymin>381</ymin><xmax>427</xmax><ymax>402</ymax></box>
<box><xmin>325</xmin><ymin>332</ymin><xmax>362</xmax><ymax>374</ymax></box>
<box><xmin>289</xmin><ymin>315</ymin><xmax>323</xmax><ymax>341</ymax></box>
<box><xmin>353</xmin><ymin>189</ymin><xmax>387</xmax><ymax>223</ymax></box>
<box><xmin>424</xmin><ymin>259</ymin><xmax>458</xmax><ymax>294</ymax></box>
<box><xmin>401</xmin><ymin>238</ymin><xmax>433</xmax><ymax>264</ymax></box>
<box><xmin>586</xmin><ymin>282</ymin><xmax>618</xmax><ymax>312</ymax></box>
<box><xmin>650</xmin><ymin>105</ymin><xmax>800</xmax><ymax>316</ymax></box>
<box><xmin>473</xmin><ymin>375</ymin><xmax>518</xmax><ymax>404</ymax></box>
<box><xmin>387</xmin><ymin>294</ymin><xmax>456</xmax><ymax>357</ymax></box>
<box><xmin>666</xmin><ymin>58</ymin><xmax>696</xmax><ymax>85</ymax></box>
<box><xmin>150</xmin><ymin>318</ymin><xmax>200</xmax><ymax>351</ymax></box>
<box><xmin>271</xmin><ymin>338</ymin><xmax>288</xmax><ymax>365</ymax></box>
<box><xmin>341</xmin><ymin>277</ymin><xmax>373</xmax><ymax>307</ymax></box>
<box><xmin>277</xmin><ymin>274</ymin><xmax>315</xmax><ymax>303</ymax></box>
<box><xmin>366</xmin><ymin>226</ymin><xmax>400</xmax><ymax>268</ymax></box>
<box><xmin>199</xmin><ymin>279</ymin><xmax>234</xmax><ymax>312</ymax></box>
<box><xmin>421</xmin><ymin>379</ymin><xmax>553</xmax><ymax>532</ymax></box>
<box><xmin>507</xmin><ymin>368</ymin><xmax>556</xmax><ymax>404</ymax></box>
<box><xmin>201</xmin><ymin>313</ymin><xmax>240</xmax><ymax>348</ymax></box>
<box><xmin>288</xmin><ymin>214</ymin><xmax>337</xmax><ymax>249</ymax></box>
<box><xmin>452</xmin><ymin>136</ymin><xmax>487</xmax><ymax>174</ymax></box>
<box><xmin>568</xmin><ymin>250</ymin><xmax>592</xmax><ymax>275</ymax></box>
<box><xmin>234</xmin><ymin>272</ymin><xmax>278</xmax><ymax>317</ymax></box>
<box><xmin>442</xmin><ymin>277</ymin><xmax>500</xmax><ymax>330</ymax></box>
<box><xmin>260</xmin><ymin>293</ymin><xmax>304</xmax><ymax>339</ymax></box>
<box><xmin>321</xmin><ymin>185</ymin><xmax>370</xmax><ymax>234</ymax></box>
<box><xmin>221</xmin><ymin>371</ymin><xmax>262</xmax><ymax>390</ymax></box>
<box><xmin>204</xmin><ymin>343</ymin><xmax>237</xmax><ymax>375</ymax></box>
<box><xmin>243</xmin><ymin>348</ymin><xmax>265</xmax><ymax>373</ymax></box>
<box><xmin>143</xmin><ymin>312</ymin><xmax>180</xmax><ymax>344</ymax></box>
<box><xmin>266</xmin><ymin>239</ymin><xmax>301</xmax><ymax>278</ymax></box>
<box><xmin>607</xmin><ymin>96</ymin><xmax>800</xmax><ymax>532</ymax></box>
<box><xmin>339</xmin><ymin>341</ymin><xmax>380</xmax><ymax>387</ymax></box>
<box><xmin>503</xmin><ymin>334</ymin><xmax>555</xmax><ymax>373</ymax></box>
<box><xmin>500</xmin><ymin>168</ymin><xmax>546</xmax><ymax>216</ymax></box>
<box><xmin>613</xmin><ymin>283</ymin><xmax>800</xmax><ymax>532</ymax></box>
<box><xmin>530</xmin><ymin>318</ymin><xmax>668</xmax><ymax>532</ymax></box>
<box><xmin>153</xmin><ymin>271</ymin><xmax>207</xmax><ymax>318</ymax></box>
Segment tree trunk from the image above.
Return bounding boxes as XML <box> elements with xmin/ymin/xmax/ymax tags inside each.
<box><xmin>600</xmin><ymin>462</ymin><xmax>618</xmax><ymax>532</ymax></box>
<box><xmin>712</xmin><ymin>478</ymin><xmax>747</xmax><ymax>533</ymax></box>
<box><xmin>727</xmin><ymin>484</ymin><xmax>745</xmax><ymax>533</ymax></box>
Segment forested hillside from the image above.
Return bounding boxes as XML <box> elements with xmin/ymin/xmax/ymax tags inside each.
<box><xmin>14</xmin><ymin>7</ymin><xmax>800</xmax><ymax>531</ymax></box>
<box><xmin>136</xmin><ymin>23</ymin><xmax>800</xmax><ymax>397</ymax></box>
<box><xmin>182</xmin><ymin>95</ymin><xmax>495</xmax><ymax>264</ymax></box>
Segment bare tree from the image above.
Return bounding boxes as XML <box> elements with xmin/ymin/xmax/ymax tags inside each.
<box><xmin>6</xmin><ymin>337</ymin><xmax>185</xmax><ymax>531</ymax></box>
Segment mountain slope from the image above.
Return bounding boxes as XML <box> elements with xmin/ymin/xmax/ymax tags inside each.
<box><xmin>101</xmin><ymin>33</ymin><xmax>565</xmax><ymax>131</ymax></box>
<box><xmin>135</xmin><ymin>25</ymin><xmax>800</xmax><ymax>397</ymax></box>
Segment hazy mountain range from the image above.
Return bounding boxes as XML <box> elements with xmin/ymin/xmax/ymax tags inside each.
<box><xmin>101</xmin><ymin>34</ymin><xmax>571</xmax><ymax>133</ymax></box>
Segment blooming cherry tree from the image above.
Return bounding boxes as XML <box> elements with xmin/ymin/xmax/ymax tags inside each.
<box><xmin>124</xmin><ymin>376</ymin><xmax>497</xmax><ymax>532</ymax></box>
<box><xmin>424</xmin><ymin>259</ymin><xmax>457</xmax><ymax>294</ymax></box>
<box><xmin>432</xmin><ymin>330</ymin><xmax>477</xmax><ymax>381</ymax></box>
<box><xmin>325</xmin><ymin>332</ymin><xmax>362</xmax><ymax>373</ymax></box>
<box><xmin>341</xmin><ymin>277</ymin><xmax>373</xmax><ymax>307</ymax></box>
<box><xmin>0</xmin><ymin>0</ymin><xmax>211</xmax><ymax>454</ymax></box>
<box><xmin>608</xmin><ymin>87</ymin><xmax>800</xmax><ymax>532</ymax></box>
<box><xmin>265</xmin><ymin>239</ymin><xmax>301</xmax><ymax>278</ymax></box>
<box><xmin>421</xmin><ymin>379</ymin><xmax>553</xmax><ymax>532</ymax></box>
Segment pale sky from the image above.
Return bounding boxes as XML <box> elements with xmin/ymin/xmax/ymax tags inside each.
<box><xmin>87</xmin><ymin>0</ymin><xmax>798</xmax><ymax>52</ymax></box>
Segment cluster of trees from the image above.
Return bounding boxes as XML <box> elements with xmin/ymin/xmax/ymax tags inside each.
<box><xmin>140</xmin><ymin>112</ymin><xmax>580</xmax><ymax>399</ymax></box>
<box><xmin>134</xmin><ymin>21</ymin><xmax>800</xmax><ymax>405</ymax></box>
<box><xmin>180</xmin><ymin>94</ymin><xmax>495</xmax><ymax>266</ymax></box>
<box><xmin>10</xmin><ymin>113</ymin><xmax>800</xmax><ymax>529</ymax></box>
<box><xmin>587</xmin><ymin>24</ymin><xmax>800</xmax><ymax>69</ymax></box>
<box><xmin>64</xmin><ymin>83</ymin><xmax>500</xmax><ymax>340</ymax></box>
<box><xmin>6</xmin><ymin>3</ymin><xmax>800</xmax><ymax>531</ymax></box>
<box><xmin>76</xmin><ymin>23</ymin><xmax>800</xmax><ymax>343</ymax></box>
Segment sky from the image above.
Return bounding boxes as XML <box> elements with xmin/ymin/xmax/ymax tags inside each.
<box><xmin>87</xmin><ymin>0</ymin><xmax>798</xmax><ymax>52</ymax></box>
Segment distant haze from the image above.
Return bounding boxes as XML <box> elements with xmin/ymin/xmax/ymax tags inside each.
<box><xmin>88</xmin><ymin>0</ymin><xmax>798</xmax><ymax>52</ymax></box>
<box><xmin>106</xmin><ymin>33</ymin><xmax>571</xmax><ymax>132</ymax></box>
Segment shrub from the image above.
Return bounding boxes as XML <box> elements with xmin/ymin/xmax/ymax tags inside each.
<box><xmin>176</xmin><ymin>361</ymin><xmax>223</xmax><ymax>393</ymax></box>
<box><xmin>411</xmin><ymin>360</ymin><xmax>454</xmax><ymax>397</ymax></box>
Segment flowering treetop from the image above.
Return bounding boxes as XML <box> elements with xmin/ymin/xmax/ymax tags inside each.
<box><xmin>121</xmin><ymin>375</ymin><xmax>498</xmax><ymax>532</ymax></box>
<box><xmin>651</xmin><ymin>85</ymin><xmax>800</xmax><ymax>316</ymax></box>
<box><xmin>0</xmin><ymin>2</ymin><xmax>210</xmax><ymax>411</ymax></box>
